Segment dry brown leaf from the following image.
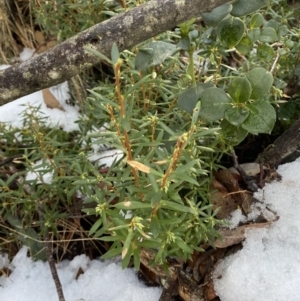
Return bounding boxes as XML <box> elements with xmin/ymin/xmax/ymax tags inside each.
<box><xmin>212</xmin><ymin>169</ymin><xmax>260</xmax><ymax>219</ymax></box>
<box><xmin>214</xmin><ymin>221</ymin><xmax>276</xmax><ymax>248</ymax></box>
<box><xmin>127</xmin><ymin>160</ymin><xmax>151</xmax><ymax>173</ymax></box>
<box><xmin>202</xmin><ymin>249</ymin><xmax>226</xmax><ymax>301</ymax></box>
<box><xmin>46</xmin><ymin>40</ymin><xmax>57</xmax><ymax>49</ymax></box>
<box><xmin>211</xmin><ymin>185</ymin><xmax>241</xmax><ymax>220</ymax></box>
<box><xmin>42</xmin><ymin>88</ymin><xmax>65</xmax><ymax>111</ymax></box>
<box><xmin>214</xmin><ymin>169</ymin><xmax>241</xmax><ymax>202</ymax></box>
<box><xmin>204</xmin><ymin>279</ymin><xmax>218</xmax><ymax>301</ymax></box>
<box><xmin>212</xmin><ymin>178</ymin><xmax>227</xmax><ymax>193</ymax></box>
<box><xmin>241</xmin><ymin>193</ymin><xmax>257</xmax><ymax>215</ymax></box>
<box><xmin>37</xmin><ymin>45</ymin><xmax>47</xmax><ymax>54</ymax></box>
<box><xmin>34</xmin><ymin>30</ymin><xmax>45</xmax><ymax>45</ymax></box>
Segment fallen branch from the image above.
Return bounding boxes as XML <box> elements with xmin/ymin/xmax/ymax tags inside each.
<box><xmin>0</xmin><ymin>0</ymin><xmax>229</xmax><ymax>105</ymax></box>
<box><xmin>257</xmin><ymin>118</ymin><xmax>300</xmax><ymax>168</ymax></box>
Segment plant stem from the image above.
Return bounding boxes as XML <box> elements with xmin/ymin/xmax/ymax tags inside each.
<box><xmin>115</xmin><ymin>61</ymin><xmax>139</xmax><ymax>187</ymax></box>
<box><xmin>38</xmin><ymin>202</ymin><xmax>66</xmax><ymax>301</ymax></box>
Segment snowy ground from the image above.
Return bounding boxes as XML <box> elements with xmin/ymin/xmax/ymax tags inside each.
<box><xmin>1</xmin><ymin>49</ymin><xmax>300</xmax><ymax>301</ymax></box>
<box><xmin>0</xmin><ymin>248</ymin><xmax>162</xmax><ymax>301</ymax></box>
<box><xmin>213</xmin><ymin>159</ymin><xmax>300</xmax><ymax>301</ymax></box>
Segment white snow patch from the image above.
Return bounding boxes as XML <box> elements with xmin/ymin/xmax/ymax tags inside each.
<box><xmin>213</xmin><ymin>158</ymin><xmax>300</xmax><ymax>301</ymax></box>
<box><xmin>0</xmin><ymin>247</ymin><xmax>162</xmax><ymax>301</ymax></box>
<box><xmin>25</xmin><ymin>159</ymin><xmax>54</xmax><ymax>184</ymax></box>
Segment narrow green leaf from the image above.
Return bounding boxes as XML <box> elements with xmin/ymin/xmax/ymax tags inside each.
<box><xmin>175</xmin><ymin>237</ymin><xmax>193</xmax><ymax>253</ymax></box>
<box><xmin>150</xmin><ymin>191</ymin><xmax>163</xmax><ymax>207</ymax></box>
<box><xmin>192</xmin><ymin>101</ymin><xmax>201</xmax><ymax>126</ymax></box>
<box><xmin>122</xmin><ymin>229</ymin><xmax>133</xmax><ymax>259</ymax></box>
<box><xmin>89</xmin><ymin>218</ymin><xmax>103</xmax><ymax>236</ymax></box>
<box><xmin>101</xmin><ymin>247</ymin><xmax>123</xmax><ymax>259</ymax></box>
<box><xmin>124</xmin><ymin>74</ymin><xmax>153</xmax><ymax>97</ymax></box>
<box><xmin>108</xmin><ymin>224</ymin><xmax>130</xmax><ymax>231</ymax></box>
<box><xmin>99</xmin><ymin>235</ymin><xmax>123</xmax><ymax>242</ymax></box>
<box><xmin>7</xmin><ymin>216</ymin><xmax>46</xmax><ymax>261</ymax></box>
<box><xmin>133</xmin><ymin>248</ymin><xmax>141</xmax><ymax>270</ymax></box>
<box><xmin>160</xmin><ymin>200</ymin><xmax>194</xmax><ymax>214</ymax></box>
<box><xmin>150</xmin><ymin>215</ymin><xmax>160</xmax><ymax>238</ymax></box>
<box><xmin>84</xmin><ymin>46</ymin><xmax>112</xmax><ymax>65</ymax></box>
<box><xmin>122</xmin><ymin>245</ymin><xmax>133</xmax><ymax>269</ymax></box>
<box><xmin>111</xmin><ymin>43</ymin><xmax>120</xmax><ymax>65</ymax></box>
<box><xmin>178</xmin><ymin>18</ymin><xmax>196</xmax><ymax>31</ymax></box>
<box><xmin>174</xmin><ymin>160</ymin><xmax>199</xmax><ymax>174</ymax></box>
<box><xmin>147</xmin><ymin>173</ymin><xmax>159</xmax><ymax>193</ymax></box>
<box><xmin>88</xmin><ymin>89</ymin><xmax>119</xmax><ymax>108</ymax></box>
<box><xmin>158</xmin><ymin>121</ymin><xmax>176</xmax><ymax>136</ymax></box>
<box><xmin>149</xmin><ymin>167</ymin><xmax>164</xmax><ymax>178</ymax></box>
<box><xmin>137</xmin><ymin>239</ymin><xmax>162</xmax><ymax>249</ymax></box>
<box><xmin>114</xmin><ymin>201</ymin><xmax>152</xmax><ymax>210</ymax></box>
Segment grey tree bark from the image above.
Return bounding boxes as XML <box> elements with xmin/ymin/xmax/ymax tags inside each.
<box><xmin>0</xmin><ymin>0</ymin><xmax>229</xmax><ymax>105</ymax></box>
<box><xmin>257</xmin><ymin>118</ymin><xmax>300</xmax><ymax>168</ymax></box>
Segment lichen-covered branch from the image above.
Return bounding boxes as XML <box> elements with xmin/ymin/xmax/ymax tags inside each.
<box><xmin>0</xmin><ymin>0</ymin><xmax>229</xmax><ymax>105</ymax></box>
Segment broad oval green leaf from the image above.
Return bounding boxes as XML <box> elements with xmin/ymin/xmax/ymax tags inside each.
<box><xmin>259</xmin><ymin>27</ymin><xmax>278</xmax><ymax>43</ymax></box>
<box><xmin>177</xmin><ymin>36</ymin><xmax>190</xmax><ymax>50</ymax></box>
<box><xmin>220</xmin><ymin>119</ymin><xmax>248</xmax><ymax>146</ymax></box>
<box><xmin>202</xmin><ymin>3</ymin><xmax>232</xmax><ymax>27</ymax></box>
<box><xmin>217</xmin><ymin>17</ymin><xmax>245</xmax><ymax>48</ymax></box>
<box><xmin>247</xmin><ymin>28</ymin><xmax>260</xmax><ymax>43</ymax></box>
<box><xmin>199</xmin><ymin>87</ymin><xmax>232</xmax><ymax>122</ymax></box>
<box><xmin>228</xmin><ymin>77</ymin><xmax>252</xmax><ymax>103</ymax></box>
<box><xmin>235</xmin><ymin>36</ymin><xmax>253</xmax><ymax>55</ymax></box>
<box><xmin>242</xmin><ymin>101</ymin><xmax>276</xmax><ymax>134</ymax></box>
<box><xmin>265</xmin><ymin>20</ymin><xmax>279</xmax><ymax>32</ymax></box>
<box><xmin>135</xmin><ymin>41</ymin><xmax>177</xmax><ymax>70</ymax></box>
<box><xmin>246</xmin><ymin>68</ymin><xmax>273</xmax><ymax>99</ymax></box>
<box><xmin>278</xmin><ymin>25</ymin><xmax>288</xmax><ymax>38</ymax></box>
<box><xmin>250</xmin><ymin>13</ymin><xmax>265</xmax><ymax>28</ymax></box>
<box><xmin>257</xmin><ymin>44</ymin><xmax>275</xmax><ymax>61</ymax></box>
<box><xmin>278</xmin><ymin>100</ymin><xmax>299</xmax><ymax>122</ymax></box>
<box><xmin>177</xmin><ymin>82</ymin><xmax>213</xmax><ymax>114</ymax></box>
<box><xmin>231</xmin><ymin>0</ymin><xmax>268</xmax><ymax>17</ymax></box>
<box><xmin>225</xmin><ymin>106</ymin><xmax>249</xmax><ymax>126</ymax></box>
